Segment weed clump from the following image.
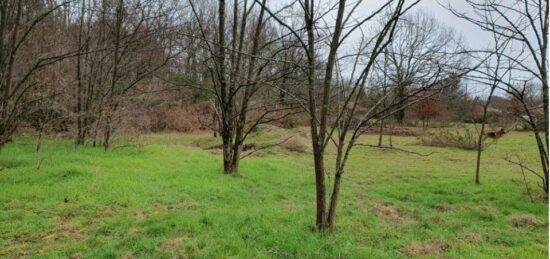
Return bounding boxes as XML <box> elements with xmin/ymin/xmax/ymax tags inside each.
<box><xmin>371</xmin><ymin>203</ymin><xmax>400</xmax><ymax>220</ymax></box>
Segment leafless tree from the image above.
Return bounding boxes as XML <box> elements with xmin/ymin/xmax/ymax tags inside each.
<box><xmin>187</xmin><ymin>0</ymin><xmax>301</xmax><ymax>174</ymax></box>
<box><xmin>69</xmin><ymin>0</ymin><xmax>178</xmax><ymax>149</ymax></box>
<box><xmin>0</xmin><ymin>0</ymin><xmax>78</xmax><ymax>151</ymax></box>
<box><xmin>474</xmin><ymin>30</ymin><xmax>511</xmax><ymax>185</ymax></box>
<box><xmin>447</xmin><ymin>0</ymin><xmax>549</xmax><ymax>196</ymax></box>
<box><xmin>379</xmin><ymin>10</ymin><xmax>466</xmax><ymax>124</ymax></box>
<box><xmin>254</xmin><ymin>0</ymin><xmax>480</xmax><ymax>230</ymax></box>
<box><xmin>372</xmin><ymin>10</ymin><xmax>465</xmax><ymax>144</ymax></box>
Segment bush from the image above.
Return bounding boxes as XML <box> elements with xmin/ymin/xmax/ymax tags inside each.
<box><xmin>417</xmin><ymin>127</ymin><xmax>482</xmax><ymax>150</ymax></box>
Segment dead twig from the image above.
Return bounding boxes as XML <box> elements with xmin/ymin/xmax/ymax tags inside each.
<box><xmin>505</xmin><ymin>153</ymin><xmax>544</xmax><ymax>201</ymax></box>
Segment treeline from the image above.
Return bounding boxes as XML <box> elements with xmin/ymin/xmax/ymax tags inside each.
<box><xmin>0</xmin><ymin>0</ymin><xmax>474</xmax><ymax>148</ymax></box>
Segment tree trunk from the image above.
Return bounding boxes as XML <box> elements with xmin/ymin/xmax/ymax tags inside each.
<box><xmin>229</xmin><ymin>142</ymin><xmax>241</xmax><ymax>174</ymax></box>
<box><xmin>221</xmin><ymin>126</ymin><xmax>235</xmax><ymax>174</ymax></box>
<box><xmin>103</xmin><ymin>123</ymin><xmax>112</xmax><ymax>150</ymax></box>
<box><xmin>313</xmin><ymin>150</ymin><xmax>327</xmax><ymax>229</ymax></box>
<box><xmin>326</xmin><ymin>170</ymin><xmax>342</xmax><ymax>228</ymax></box>
<box><xmin>75</xmin><ymin>0</ymin><xmax>86</xmax><ymax>145</ymax></box>
<box><xmin>475</xmin><ymin>88</ymin><xmax>495</xmax><ymax>185</ymax></box>
<box><xmin>395</xmin><ymin>84</ymin><xmax>406</xmax><ymax>124</ymax></box>
<box><xmin>389</xmin><ymin>121</ymin><xmax>394</xmax><ymax>147</ymax></box>
<box><xmin>377</xmin><ymin>119</ymin><xmax>384</xmax><ymax>147</ymax></box>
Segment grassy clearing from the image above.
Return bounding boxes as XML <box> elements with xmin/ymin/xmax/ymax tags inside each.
<box><xmin>0</xmin><ymin>128</ymin><xmax>547</xmax><ymax>258</ymax></box>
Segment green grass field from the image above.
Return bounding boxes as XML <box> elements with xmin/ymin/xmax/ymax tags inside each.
<box><xmin>0</xmin><ymin>128</ymin><xmax>547</xmax><ymax>258</ymax></box>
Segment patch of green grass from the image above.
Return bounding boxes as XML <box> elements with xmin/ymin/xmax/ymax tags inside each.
<box><xmin>0</xmin><ymin>130</ymin><xmax>547</xmax><ymax>258</ymax></box>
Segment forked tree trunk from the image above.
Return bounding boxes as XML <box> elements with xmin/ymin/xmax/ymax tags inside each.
<box><xmin>223</xmin><ymin>0</ymin><xmax>266</xmax><ymax>176</ymax></box>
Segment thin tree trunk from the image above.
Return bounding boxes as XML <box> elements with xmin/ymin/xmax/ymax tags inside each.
<box><xmin>389</xmin><ymin>120</ymin><xmax>394</xmax><ymax>147</ymax></box>
<box><xmin>377</xmin><ymin>119</ymin><xmax>384</xmax><ymax>147</ymax></box>
<box><xmin>103</xmin><ymin>123</ymin><xmax>111</xmax><ymax>150</ymax></box>
<box><xmin>103</xmin><ymin>0</ymin><xmax>123</xmax><ymax>150</ymax></box>
<box><xmin>313</xmin><ymin>150</ymin><xmax>327</xmax><ymax>228</ymax></box>
<box><xmin>303</xmin><ymin>0</ymin><xmax>327</xmax><ymax>229</ymax></box>
<box><xmin>75</xmin><ymin>0</ymin><xmax>85</xmax><ymax>145</ymax></box>
<box><xmin>326</xmin><ymin>171</ymin><xmax>342</xmax><ymax>227</ymax></box>
<box><xmin>475</xmin><ymin>86</ymin><xmax>496</xmax><ymax>184</ymax></box>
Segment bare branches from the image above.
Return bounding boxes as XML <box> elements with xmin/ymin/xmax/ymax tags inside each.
<box><xmin>445</xmin><ymin>0</ymin><xmax>548</xmax><ymax>196</ymax></box>
<box><xmin>506</xmin><ymin>153</ymin><xmax>545</xmax><ymax>200</ymax></box>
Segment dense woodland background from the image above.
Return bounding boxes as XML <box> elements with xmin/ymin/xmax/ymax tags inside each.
<box><xmin>0</xmin><ymin>1</ymin><xmax>543</xmax><ymax>142</ymax></box>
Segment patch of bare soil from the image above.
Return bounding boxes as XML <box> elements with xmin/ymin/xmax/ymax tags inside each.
<box><xmin>126</xmin><ymin>228</ymin><xmax>142</xmax><ymax>237</ymax></box>
<box><xmin>428</xmin><ymin>215</ymin><xmax>446</xmax><ymax>224</ymax></box>
<box><xmin>435</xmin><ymin>204</ymin><xmax>449</xmax><ymax>213</ymax></box>
<box><xmin>40</xmin><ymin>224</ymin><xmax>85</xmax><ymax>241</ymax></box>
<box><xmin>161</xmin><ymin>237</ymin><xmax>184</xmax><ymax>250</ymax></box>
<box><xmin>403</xmin><ymin>240</ymin><xmax>450</xmax><ymax>257</ymax></box>
<box><xmin>371</xmin><ymin>203</ymin><xmax>401</xmax><ymax>221</ymax></box>
<box><xmin>160</xmin><ymin>237</ymin><xmax>201</xmax><ymax>256</ymax></box>
<box><xmin>462</xmin><ymin>232</ymin><xmax>483</xmax><ymax>244</ymax></box>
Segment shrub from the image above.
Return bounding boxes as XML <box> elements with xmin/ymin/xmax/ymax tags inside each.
<box><xmin>417</xmin><ymin>127</ymin><xmax>482</xmax><ymax>150</ymax></box>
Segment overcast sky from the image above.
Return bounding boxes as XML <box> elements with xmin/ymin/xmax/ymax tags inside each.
<box><xmin>353</xmin><ymin>0</ymin><xmax>492</xmax><ymax>49</ymax></box>
<box><xmin>349</xmin><ymin>0</ymin><xmax>508</xmax><ymax>97</ymax></box>
<box><xmin>412</xmin><ymin>0</ymin><xmax>490</xmax><ymax>48</ymax></box>
<box><xmin>268</xmin><ymin>0</ymin><xmax>528</xmax><ymax>97</ymax></box>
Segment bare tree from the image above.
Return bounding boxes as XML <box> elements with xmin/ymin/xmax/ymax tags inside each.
<box><xmin>474</xmin><ymin>30</ymin><xmax>511</xmax><ymax>185</ymax></box>
<box><xmin>0</xmin><ymin>0</ymin><xmax>77</xmax><ymax>151</ymax></box>
<box><xmin>447</xmin><ymin>0</ymin><xmax>549</xmax><ymax>196</ymax></box>
<box><xmin>254</xmin><ymin>0</ymin><xmax>475</xmax><ymax>230</ymax></box>
<box><xmin>188</xmin><ymin>0</ymin><xmax>300</xmax><ymax>174</ymax></box>
<box><xmin>380</xmin><ymin>10</ymin><xmax>466</xmax><ymax>124</ymax></box>
<box><xmin>67</xmin><ymin>0</ymin><xmax>178</xmax><ymax>149</ymax></box>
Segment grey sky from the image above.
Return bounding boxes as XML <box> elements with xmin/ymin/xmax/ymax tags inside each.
<box><xmin>358</xmin><ymin>0</ymin><xmax>491</xmax><ymax>49</ymax></box>
<box><xmin>268</xmin><ymin>0</ymin><xmax>533</xmax><ymax>97</ymax></box>
<box><xmin>413</xmin><ymin>0</ymin><xmax>490</xmax><ymax>48</ymax></box>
